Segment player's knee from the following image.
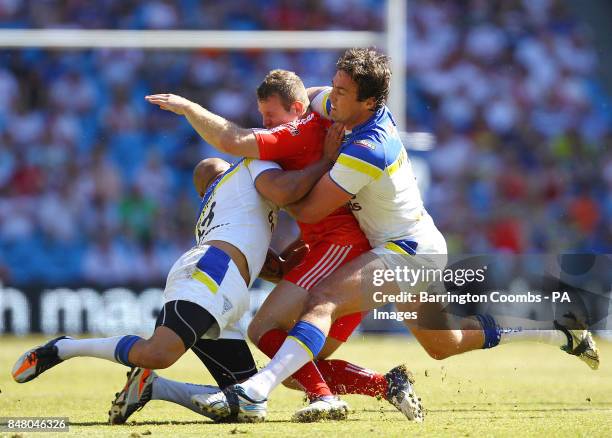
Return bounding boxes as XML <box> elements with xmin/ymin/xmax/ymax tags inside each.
<box><xmin>148</xmin><ymin>350</ymin><xmax>179</xmax><ymax>369</ymax></box>
<box><xmin>304</xmin><ymin>287</ymin><xmax>338</xmax><ymax>317</ymax></box>
<box><xmin>411</xmin><ymin>328</ymin><xmax>464</xmax><ymax>361</ymax></box>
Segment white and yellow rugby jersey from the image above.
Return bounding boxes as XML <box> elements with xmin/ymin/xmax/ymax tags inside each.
<box><xmin>194</xmin><ymin>158</ymin><xmax>279</xmax><ymax>286</ymax></box>
<box><xmin>324</xmin><ymin>104</ymin><xmax>428</xmax><ymax>248</ymax></box>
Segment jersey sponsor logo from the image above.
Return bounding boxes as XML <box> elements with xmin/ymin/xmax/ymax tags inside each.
<box><xmin>286</xmin><ymin>112</ymin><xmax>317</xmax><ymax>135</ymax></box>
<box><xmin>287</xmin><ymin>124</ymin><xmax>300</xmax><ymax>136</ymax></box>
<box><xmin>263</xmin><ymin>113</ymin><xmax>315</xmax><ymax>137</ymax></box>
<box><xmin>348</xmin><ymin>196</ymin><xmax>362</xmax><ymax>211</ymax></box>
<box><xmin>354</xmin><ymin>139</ymin><xmax>375</xmax><ymax>150</ymax></box>
<box><xmin>297</xmin><ymin>112</ymin><xmax>315</xmax><ymax>125</ymax></box>
<box><xmin>261</xmin><ymin>123</ymin><xmax>299</xmax><ymax>136</ymax></box>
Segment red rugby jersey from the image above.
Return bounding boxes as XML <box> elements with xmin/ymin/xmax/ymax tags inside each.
<box><xmin>253</xmin><ymin>112</ymin><xmax>369</xmax><ymax>247</ymax></box>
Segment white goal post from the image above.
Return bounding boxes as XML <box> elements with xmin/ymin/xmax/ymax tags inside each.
<box><xmin>0</xmin><ymin>0</ymin><xmax>408</xmax><ymax>128</ymax></box>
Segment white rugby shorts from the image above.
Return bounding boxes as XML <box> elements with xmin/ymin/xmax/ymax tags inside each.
<box><xmin>163</xmin><ymin>245</ymin><xmax>249</xmax><ymax>340</ymax></box>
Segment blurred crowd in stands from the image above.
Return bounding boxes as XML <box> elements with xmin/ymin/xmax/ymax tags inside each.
<box><xmin>0</xmin><ymin>0</ymin><xmax>610</xmax><ymax>286</ymax></box>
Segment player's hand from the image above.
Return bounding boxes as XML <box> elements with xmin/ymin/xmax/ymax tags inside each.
<box><xmin>323</xmin><ymin>122</ymin><xmax>345</xmax><ymax>162</ymax></box>
<box><xmin>280</xmin><ymin>240</ymin><xmax>308</xmax><ymax>273</ymax></box>
<box><xmin>145</xmin><ymin>93</ymin><xmax>196</xmax><ymax>116</ymax></box>
<box><xmin>259</xmin><ymin>248</ymin><xmax>284</xmax><ymax>283</ymax></box>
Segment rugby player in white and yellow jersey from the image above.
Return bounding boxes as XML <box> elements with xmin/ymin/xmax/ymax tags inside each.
<box><xmin>11</xmin><ymin>149</ymin><xmax>338</xmax><ymax>423</ymax></box>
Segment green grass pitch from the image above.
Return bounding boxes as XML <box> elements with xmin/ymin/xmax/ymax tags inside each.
<box><xmin>1</xmin><ymin>335</ymin><xmax>611</xmax><ymax>437</ymax></box>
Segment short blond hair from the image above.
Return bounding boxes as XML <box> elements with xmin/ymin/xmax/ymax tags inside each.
<box><xmin>256</xmin><ymin>69</ymin><xmax>308</xmax><ymax>111</ymax></box>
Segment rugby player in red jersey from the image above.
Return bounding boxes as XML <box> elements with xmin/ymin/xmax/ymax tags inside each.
<box><xmin>146</xmin><ymin>70</ymin><xmax>419</xmax><ymax>422</ymax></box>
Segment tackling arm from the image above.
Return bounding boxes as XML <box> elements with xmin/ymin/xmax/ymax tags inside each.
<box><xmin>254</xmin><ymin>157</ymin><xmax>334</xmax><ymax>208</ymax></box>
<box><xmin>146</xmin><ymin>93</ymin><xmax>260</xmax><ymax>158</ymax></box>
<box><xmin>285</xmin><ymin>173</ymin><xmax>353</xmax><ymax>224</ymax></box>
<box><xmin>253</xmin><ymin>121</ymin><xmax>344</xmax><ymax>207</ymax></box>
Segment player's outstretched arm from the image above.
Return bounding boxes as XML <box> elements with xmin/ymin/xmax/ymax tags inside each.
<box><xmin>145</xmin><ymin>93</ymin><xmax>260</xmax><ymax>158</ymax></box>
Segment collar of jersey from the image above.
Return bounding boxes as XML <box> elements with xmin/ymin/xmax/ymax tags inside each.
<box><xmin>344</xmin><ymin>107</ymin><xmax>387</xmax><ymax>140</ymax></box>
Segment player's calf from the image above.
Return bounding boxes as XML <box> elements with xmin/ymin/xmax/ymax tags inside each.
<box><xmin>11</xmin><ymin>331</ymin><xmax>181</xmax><ymax>383</ymax></box>
<box><xmin>409</xmin><ymin>328</ymin><xmax>467</xmax><ymax>360</ymax></box>
<box><xmin>12</xmin><ymin>335</ymin><xmax>148</xmax><ymax>383</ymax></box>
<box><xmin>12</xmin><ymin>300</ymin><xmax>218</xmax><ymax>384</ymax></box>
<box><xmin>127</xmin><ymin>329</ymin><xmax>185</xmax><ymax>369</ymax></box>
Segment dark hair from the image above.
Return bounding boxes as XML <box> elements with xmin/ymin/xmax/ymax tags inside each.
<box><xmin>256</xmin><ymin>69</ymin><xmax>308</xmax><ymax>111</ymax></box>
<box><xmin>336</xmin><ymin>48</ymin><xmax>390</xmax><ymax>110</ymax></box>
